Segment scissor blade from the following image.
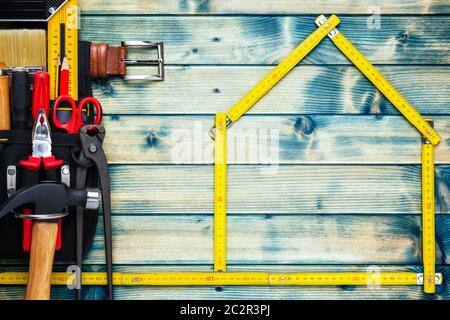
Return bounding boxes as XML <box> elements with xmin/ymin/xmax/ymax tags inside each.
<box><xmin>31</xmin><ymin>109</ymin><xmax>53</xmax><ymax>158</ymax></box>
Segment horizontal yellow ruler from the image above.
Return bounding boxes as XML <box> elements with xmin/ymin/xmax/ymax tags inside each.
<box><xmin>0</xmin><ymin>272</ymin><xmax>442</xmax><ymax>286</ymax></box>
<box><xmin>48</xmin><ymin>0</ymin><xmax>78</xmax><ymax>100</ymax></box>
<box><xmin>214</xmin><ymin>113</ymin><xmax>227</xmax><ymax>272</ymax></box>
<box><xmin>210</xmin><ymin>14</ymin><xmax>341</xmax><ymax>138</ymax></box>
<box><xmin>315</xmin><ymin>15</ymin><xmax>440</xmax><ymax>146</ymax></box>
<box><xmin>422</xmin><ymin>119</ymin><xmax>436</xmax><ymax>293</ymax></box>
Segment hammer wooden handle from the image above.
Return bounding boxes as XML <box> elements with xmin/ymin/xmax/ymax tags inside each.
<box><xmin>26</xmin><ymin>221</ymin><xmax>58</xmax><ymax>300</ymax></box>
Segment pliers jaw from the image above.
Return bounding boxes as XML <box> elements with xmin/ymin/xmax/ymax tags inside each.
<box><xmin>75</xmin><ymin>124</ymin><xmax>113</xmax><ymax>300</ymax></box>
<box><xmin>31</xmin><ymin>109</ymin><xmax>52</xmax><ymax>159</ymax></box>
<box><xmin>21</xmin><ymin>109</ymin><xmax>64</xmax><ymax>171</ymax></box>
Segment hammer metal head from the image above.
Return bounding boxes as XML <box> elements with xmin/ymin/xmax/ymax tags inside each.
<box><xmin>0</xmin><ymin>183</ymin><xmax>99</xmax><ymax>219</ymax></box>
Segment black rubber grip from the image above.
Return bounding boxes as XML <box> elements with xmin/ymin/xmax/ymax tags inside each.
<box><xmin>11</xmin><ymin>70</ymin><xmax>31</xmax><ymax>130</ymax></box>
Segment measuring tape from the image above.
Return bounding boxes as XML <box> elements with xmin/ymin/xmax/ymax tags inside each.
<box><xmin>0</xmin><ymin>271</ymin><xmax>442</xmax><ymax>286</ymax></box>
<box><xmin>209</xmin><ymin>15</ymin><xmax>341</xmax><ymax>138</ymax></box>
<box><xmin>48</xmin><ymin>0</ymin><xmax>79</xmax><ymax>100</ymax></box>
<box><xmin>422</xmin><ymin>119</ymin><xmax>436</xmax><ymax>293</ymax></box>
<box><xmin>270</xmin><ymin>272</ymin><xmax>442</xmax><ymax>286</ymax></box>
<box><xmin>214</xmin><ymin>113</ymin><xmax>227</xmax><ymax>272</ymax></box>
<box><xmin>315</xmin><ymin>15</ymin><xmax>440</xmax><ymax>146</ymax></box>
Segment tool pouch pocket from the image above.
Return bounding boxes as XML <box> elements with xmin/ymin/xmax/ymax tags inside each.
<box><xmin>0</xmin><ymin>130</ymin><xmax>99</xmax><ymax>262</ymax></box>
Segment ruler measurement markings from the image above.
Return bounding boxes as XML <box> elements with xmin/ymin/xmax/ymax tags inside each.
<box><xmin>0</xmin><ymin>272</ymin><xmax>442</xmax><ymax>286</ymax></box>
<box><xmin>66</xmin><ymin>2</ymin><xmax>78</xmax><ymax>99</ymax></box>
<box><xmin>48</xmin><ymin>7</ymin><xmax>60</xmax><ymax>99</ymax></box>
<box><xmin>422</xmin><ymin>119</ymin><xmax>436</xmax><ymax>293</ymax></box>
<box><xmin>315</xmin><ymin>15</ymin><xmax>440</xmax><ymax>145</ymax></box>
<box><xmin>214</xmin><ymin>113</ymin><xmax>227</xmax><ymax>272</ymax></box>
<box><xmin>48</xmin><ymin>0</ymin><xmax>78</xmax><ymax>100</ymax></box>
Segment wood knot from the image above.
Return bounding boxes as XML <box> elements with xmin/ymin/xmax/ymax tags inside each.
<box><xmin>294</xmin><ymin>116</ymin><xmax>316</xmax><ymax>136</ymax></box>
<box><xmin>396</xmin><ymin>31</ymin><xmax>409</xmax><ymax>47</ymax></box>
<box><xmin>435</xmin><ymin>167</ymin><xmax>450</xmax><ymax>214</ymax></box>
<box><xmin>363</xmin><ymin>91</ymin><xmax>385</xmax><ymax>118</ymax></box>
<box><xmin>180</xmin><ymin>0</ymin><xmax>210</xmax><ymax>12</ymax></box>
<box><xmin>146</xmin><ymin>132</ymin><xmax>159</xmax><ymax>148</ymax></box>
<box><xmin>93</xmin><ymin>79</ymin><xmax>116</xmax><ymax>97</ymax></box>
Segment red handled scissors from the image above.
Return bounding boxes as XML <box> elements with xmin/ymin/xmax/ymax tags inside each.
<box><xmin>53</xmin><ymin>95</ymin><xmax>102</xmax><ymax>134</ymax></box>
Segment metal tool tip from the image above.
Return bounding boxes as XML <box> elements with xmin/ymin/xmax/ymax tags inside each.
<box><xmin>208</xmin><ymin>126</ymin><xmax>216</xmax><ymax>140</ymax></box>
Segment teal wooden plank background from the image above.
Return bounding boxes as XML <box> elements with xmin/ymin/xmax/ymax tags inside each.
<box><xmin>1</xmin><ymin>0</ymin><xmax>450</xmax><ymax>299</ymax></box>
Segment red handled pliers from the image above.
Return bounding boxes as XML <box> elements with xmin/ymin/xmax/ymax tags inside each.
<box><xmin>19</xmin><ymin>110</ymin><xmax>64</xmax><ymax>252</ymax></box>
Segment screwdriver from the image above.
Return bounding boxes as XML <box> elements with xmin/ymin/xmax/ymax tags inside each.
<box><xmin>0</xmin><ymin>62</ymin><xmax>10</xmax><ymax>130</ymax></box>
<box><xmin>11</xmin><ymin>68</ymin><xmax>31</xmax><ymax>130</ymax></box>
<box><xmin>31</xmin><ymin>71</ymin><xmax>50</xmax><ymax>121</ymax></box>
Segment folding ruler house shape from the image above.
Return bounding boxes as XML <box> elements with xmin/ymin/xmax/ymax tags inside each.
<box><xmin>119</xmin><ymin>14</ymin><xmax>440</xmax><ymax>293</ymax></box>
<box><xmin>0</xmin><ymin>14</ymin><xmax>441</xmax><ymax>296</ymax></box>
<box><xmin>204</xmin><ymin>14</ymin><xmax>440</xmax><ymax>293</ymax></box>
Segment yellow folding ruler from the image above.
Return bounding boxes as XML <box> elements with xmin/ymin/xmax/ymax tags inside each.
<box><xmin>315</xmin><ymin>15</ymin><xmax>440</xmax><ymax>146</ymax></box>
<box><xmin>0</xmin><ymin>271</ymin><xmax>442</xmax><ymax>286</ymax></box>
<box><xmin>48</xmin><ymin>0</ymin><xmax>79</xmax><ymax>100</ymax></box>
<box><xmin>209</xmin><ymin>15</ymin><xmax>341</xmax><ymax>138</ymax></box>
<box><xmin>422</xmin><ymin>119</ymin><xmax>436</xmax><ymax>293</ymax></box>
<box><xmin>214</xmin><ymin>113</ymin><xmax>227</xmax><ymax>272</ymax></box>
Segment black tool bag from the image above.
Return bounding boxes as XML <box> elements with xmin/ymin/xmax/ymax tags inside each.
<box><xmin>0</xmin><ymin>130</ymin><xmax>99</xmax><ymax>262</ymax></box>
<box><xmin>0</xmin><ymin>41</ymin><xmax>98</xmax><ymax>263</ymax></box>
<box><xmin>0</xmin><ymin>41</ymin><xmax>100</xmax><ymax>262</ymax></box>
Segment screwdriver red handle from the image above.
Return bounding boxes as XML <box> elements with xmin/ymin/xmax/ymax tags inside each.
<box><xmin>32</xmin><ymin>71</ymin><xmax>50</xmax><ymax>120</ymax></box>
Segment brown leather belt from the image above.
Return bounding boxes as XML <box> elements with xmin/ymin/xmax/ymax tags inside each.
<box><xmin>89</xmin><ymin>41</ymin><xmax>164</xmax><ymax>80</ymax></box>
<box><xmin>90</xmin><ymin>43</ymin><xmax>126</xmax><ymax>79</ymax></box>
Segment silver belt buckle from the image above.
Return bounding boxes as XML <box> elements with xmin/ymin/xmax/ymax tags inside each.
<box><xmin>121</xmin><ymin>41</ymin><xmax>164</xmax><ymax>81</ymax></box>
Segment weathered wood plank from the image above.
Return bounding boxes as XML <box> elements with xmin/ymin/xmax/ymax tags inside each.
<box><xmin>1</xmin><ymin>265</ymin><xmax>449</xmax><ymax>300</ymax></box>
<box><xmin>105</xmin><ymin>165</ymin><xmax>450</xmax><ymax>215</ymax></box>
<box><xmin>3</xmin><ymin>214</ymin><xmax>447</xmax><ymax>265</ymax></box>
<box><xmin>94</xmin><ymin>66</ymin><xmax>450</xmax><ymax>115</ymax></box>
<box><xmin>79</xmin><ymin>0</ymin><xmax>450</xmax><ymax>14</ymax></box>
<box><xmin>80</xmin><ymin>16</ymin><xmax>450</xmax><ymax>65</ymax></box>
<box><xmin>72</xmin><ymin>214</ymin><xmax>450</xmax><ymax>265</ymax></box>
<box><xmin>100</xmin><ymin>115</ymin><xmax>450</xmax><ymax>164</ymax></box>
